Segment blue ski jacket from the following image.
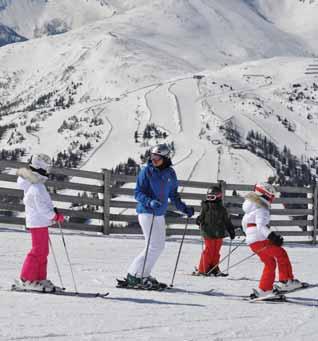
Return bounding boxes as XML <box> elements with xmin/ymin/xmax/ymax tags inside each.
<box><xmin>135</xmin><ymin>160</ymin><xmax>187</xmax><ymax>216</ymax></box>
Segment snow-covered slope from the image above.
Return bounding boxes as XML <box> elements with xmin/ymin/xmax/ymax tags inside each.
<box><xmin>251</xmin><ymin>0</ymin><xmax>318</xmax><ymax>52</ymax></box>
<box><xmin>1</xmin><ymin>228</ymin><xmax>318</xmax><ymax>341</ymax></box>
<box><xmin>0</xmin><ymin>0</ymin><xmax>318</xmax><ymax>185</ymax></box>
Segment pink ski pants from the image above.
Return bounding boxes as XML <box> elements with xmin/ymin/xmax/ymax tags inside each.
<box><xmin>20</xmin><ymin>227</ymin><xmax>49</xmax><ymax>281</ymax></box>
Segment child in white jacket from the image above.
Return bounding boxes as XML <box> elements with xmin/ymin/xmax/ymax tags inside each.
<box><xmin>16</xmin><ymin>154</ymin><xmax>64</xmax><ymax>292</ymax></box>
<box><xmin>242</xmin><ymin>183</ymin><xmax>302</xmax><ymax>298</ymax></box>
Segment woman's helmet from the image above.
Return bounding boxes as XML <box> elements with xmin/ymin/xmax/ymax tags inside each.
<box><xmin>29</xmin><ymin>154</ymin><xmax>52</xmax><ymax>176</ymax></box>
<box><xmin>206</xmin><ymin>186</ymin><xmax>223</xmax><ymax>201</ymax></box>
<box><xmin>150</xmin><ymin>144</ymin><xmax>171</xmax><ymax>158</ymax></box>
<box><xmin>254</xmin><ymin>182</ymin><xmax>276</xmax><ymax>204</ymax></box>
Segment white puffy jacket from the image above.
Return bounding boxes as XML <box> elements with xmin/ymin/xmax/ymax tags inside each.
<box><xmin>241</xmin><ymin>192</ymin><xmax>271</xmax><ymax>245</ymax></box>
<box><xmin>17</xmin><ymin>168</ymin><xmax>55</xmax><ymax>228</ymax></box>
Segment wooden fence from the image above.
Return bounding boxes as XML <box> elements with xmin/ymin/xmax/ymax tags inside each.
<box><xmin>0</xmin><ymin>160</ymin><xmax>317</xmax><ymax>243</ymax></box>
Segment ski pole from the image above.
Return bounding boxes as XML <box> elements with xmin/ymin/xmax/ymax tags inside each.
<box><xmin>206</xmin><ymin>238</ymin><xmax>246</xmax><ymax>276</ymax></box>
<box><xmin>225</xmin><ymin>239</ymin><xmax>232</xmax><ymax>275</ymax></box>
<box><xmin>56</xmin><ymin>220</ymin><xmax>78</xmax><ymax>293</ymax></box>
<box><xmin>225</xmin><ymin>245</ymin><xmax>269</xmax><ymax>272</ymax></box>
<box><xmin>140</xmin><ymin>213</ymin><xmax>155</xmax><ymax>281</ymax></box>
<box><xmin>54</xmin><ymin>208</ymin><xmax>78</xmax><ymax>293</ymax></box>
<box><xmin>48</xmin><ymin>235</ymin><xmax>65</xmax><ymax>290</ymax></box>
<box><xmin>169</xmin><ymin>217</ymin><xmax>189</xmax><ymax>287</ymax></box>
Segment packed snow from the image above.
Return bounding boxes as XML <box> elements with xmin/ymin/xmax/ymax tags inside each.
<box><xmin>0</xmin><ymin>226</ymin><xmax>317</xmax><ymax>341</ymax></box>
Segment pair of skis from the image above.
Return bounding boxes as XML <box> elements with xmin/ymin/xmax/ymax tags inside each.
<box><xmin>10</xmin><ymin>279</ymin><xmax>313</xmax><ymax>300</ymax></box>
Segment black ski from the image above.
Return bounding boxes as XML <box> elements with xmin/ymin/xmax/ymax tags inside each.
<box><xmin>248</xmin><ymin>294</ymin><xmax>286</xmax><ymax>303</ymax></box>
<box><xmin>50</xmin><ymin>291</ymin><xmax>109</xmax><ymax>298</ymax></box>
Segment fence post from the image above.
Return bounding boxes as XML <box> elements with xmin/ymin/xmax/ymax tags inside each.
<box><xmin>313</xmin><ymin>183</ymin><xmax>318</xmax><ymax>245</ymax></box>
<box><xmin>307</xmin><ymin>186</ymin><xmax>313</xmax><ymax>241</ymax></box>
<box><xmin>102</xmin><ymin>169</ymin><xmax>111</xmax><ymax>235</ymax></box>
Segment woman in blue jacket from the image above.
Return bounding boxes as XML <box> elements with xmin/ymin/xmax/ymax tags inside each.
<box><xmin>125</xmin><ymin>144</ymin><xmax>194</xmax><ymax>289</ymax></box>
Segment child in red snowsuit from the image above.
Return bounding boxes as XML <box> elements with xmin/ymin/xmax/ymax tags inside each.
<box><xmin>242</xmin><ymin>182</ymin><xmax>302</xmax><ymax>298</ymax></box>
<box><xmin>195</xmin><ymin>187</ymin><xmax>235</xmax><ymax>276</ymax></box>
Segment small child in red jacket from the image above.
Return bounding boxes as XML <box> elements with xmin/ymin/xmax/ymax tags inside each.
<box><xmin>242</xmin><ymin>182</ymin><xmax>302</xmax><ymax>299</ymax></box>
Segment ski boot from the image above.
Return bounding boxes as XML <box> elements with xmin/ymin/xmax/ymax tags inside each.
<box><xmin>249</xmin><ymin>288</ymin><xmax>273</xmax><ymax>300</ymax></box>
<box><xmin>274</xmin><ymin>279</ymin><xmax>303</xmax><ymax>293</ymax></box>
<box><xmin>192</xmin><ymin>268</ymin><xmax>210</xmax><ymax>277</ymax></box>
<box><xmin>39</xmin><ymin>279</ymin><xmax>64</xmax><ymax>292</ymax></box>
<box><xmin>249</xmin><ymin>288</ymin><xmax>285</xmax><ymax>302</ymax></box>
<box><xmin>12</xmin><ymin>279</ymin><xmax>63</xmax><ymax>293</ymax></box>
<box><xmin>116</xmin><ymin>274</ymin><xmax>167</xmax><ymax>290</ymax></box>
<box><xmin>210</xmin><ymin>266</ymin><xmax>228</xmax><ymax>277</ymax></box>
<box><xmin>191</xmin><ymin>266</ymin><xmax>212</xmax><ymax>277</ymax></box>
<box><xmin>116</xmin><ymin>274</ymin><xmax>142</xmax><ymax>289</ymax></box>
<box><xmin>142</xmin><ymin>276</ymin><xmax>167</xmax><ymax>290</ymax></box>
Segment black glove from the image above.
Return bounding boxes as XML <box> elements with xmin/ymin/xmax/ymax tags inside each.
<box><xmin>268</xmin><ymin>231</ymin><xmax>284</xmax><ymax>246</ymax></box>
<box><xmin>195</xmin><ymin>216</ymin><xmax>201</xmax><ymax>226</ymax></box>
<box><xmin>228</xmin><ymin>227</ymin><xmax>235</xmax><ymax>240</ymax></box>
<box><xmin>184</xmin><ymin>206</ymin><xmax>194</xmax><ymax>218</ymax></box>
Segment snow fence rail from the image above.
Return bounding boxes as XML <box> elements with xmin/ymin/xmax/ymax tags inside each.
<box><xmin>0</xmin><ymin>160</ymin><xmax>317</xmax><ymax>244</ymax></box>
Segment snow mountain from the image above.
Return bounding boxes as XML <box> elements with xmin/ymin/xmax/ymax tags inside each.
<box><xmin>0</xmin><ymin>0</ymin><xmax>318</xmax><ymax>186</ymax></box>
<box><xmin>0</xmin><ymin>0</ymin><xmax>114</xmax><ymax>38</ymax></box>
<box><xmin>0</xmin><ymin>23</ymin><xmax>26</xmax><ymax>47</ymax></box>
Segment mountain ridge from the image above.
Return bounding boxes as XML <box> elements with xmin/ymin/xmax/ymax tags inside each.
<box><xmin>0</xmin><ymin>0</ymin><xmax>317</xmax><ymax>185</ymax></box>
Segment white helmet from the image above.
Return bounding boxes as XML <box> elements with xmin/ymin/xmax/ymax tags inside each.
<box><xmin>150</xmin><ymin>144</ymin><xmax>171</xmax><ymax>158</ymax></box>
<box><xmin>254</xmin><ymin>182</ymin><xmax>276</xmax><ymax>204</ymax></box>
<box><xmin>29</xmin><ymin>154</ymin><xmax>52</xmax><ymax>175</ymax></box>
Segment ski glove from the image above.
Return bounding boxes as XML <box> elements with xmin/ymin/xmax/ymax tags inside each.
<box><xmin>195</xmin><ymin>216</ymin><xmax>202</xmax><ymax>226</ymax></box>
<box><xmin>268</xmin><ymin>231</ymin><xmax>283</xmax><ymax>246</ymax></box>
<box><xmin>150</xmin><ymin>200</ymin><xmax>162</xmax><ymax>210</ymax></box>
<box><xmin>53</xmin><ymin>213</ymin><xmax>65</xmax><ymax>223</ymax></box>
<box><xmin>184</xmin><ymin>206</ymin><xmax>194</xmax><ymax>218</ymax></box>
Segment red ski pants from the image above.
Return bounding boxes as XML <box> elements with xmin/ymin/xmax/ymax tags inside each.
<box><xmin>250</xmin><ymin>240</ymin><xmax>294</xmax><ymax>291</ymax></box>
<box><xmin>198</xmin><ymin>238</ymin><xmax>223</xmax><ymax>273</ymax></box>
<box><xmin>20</xmin><ymin>227</ymin><xmax>49</xmax><ymax>281</ymax></box>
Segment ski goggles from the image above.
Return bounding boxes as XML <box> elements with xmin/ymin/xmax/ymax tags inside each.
<box><xmin>206</xmin><ymin>192</ymin><xmax>223</xmax><ymax>201</ymax></box>
<box><xmin>150</xmin><ymin>154</ymin><xmax>163</xmax><ymax>161</ymax></box>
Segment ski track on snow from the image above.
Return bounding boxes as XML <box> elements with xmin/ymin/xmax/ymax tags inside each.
<box><xmin>143</xmin><ymin>84</ymin><xmax>162</xmax><ymax>123</ymax></box>
<box><xmin>180</xmin><ymin>148</ymin><xmax>207</xmax><ymax>190</ymax></box>
<box><xmin>173</xmin><ymin>149</ymin><xmax>193</xmax><ymax>166</ymax></box>
<box><xmin>79</xmin><ymin>107</ymin><xmax>113</xmax><ymax>169</ymax></box>
<box><xmin>168</xmin><ymin>83</ymin><xmax>183</xmax><ymax>133</ymax></box>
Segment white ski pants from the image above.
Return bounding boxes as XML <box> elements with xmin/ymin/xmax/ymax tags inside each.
<box><xmin>128</xmin><ymin>214</ymin><xmax>166</xmax><ymax>278</ymax></box>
